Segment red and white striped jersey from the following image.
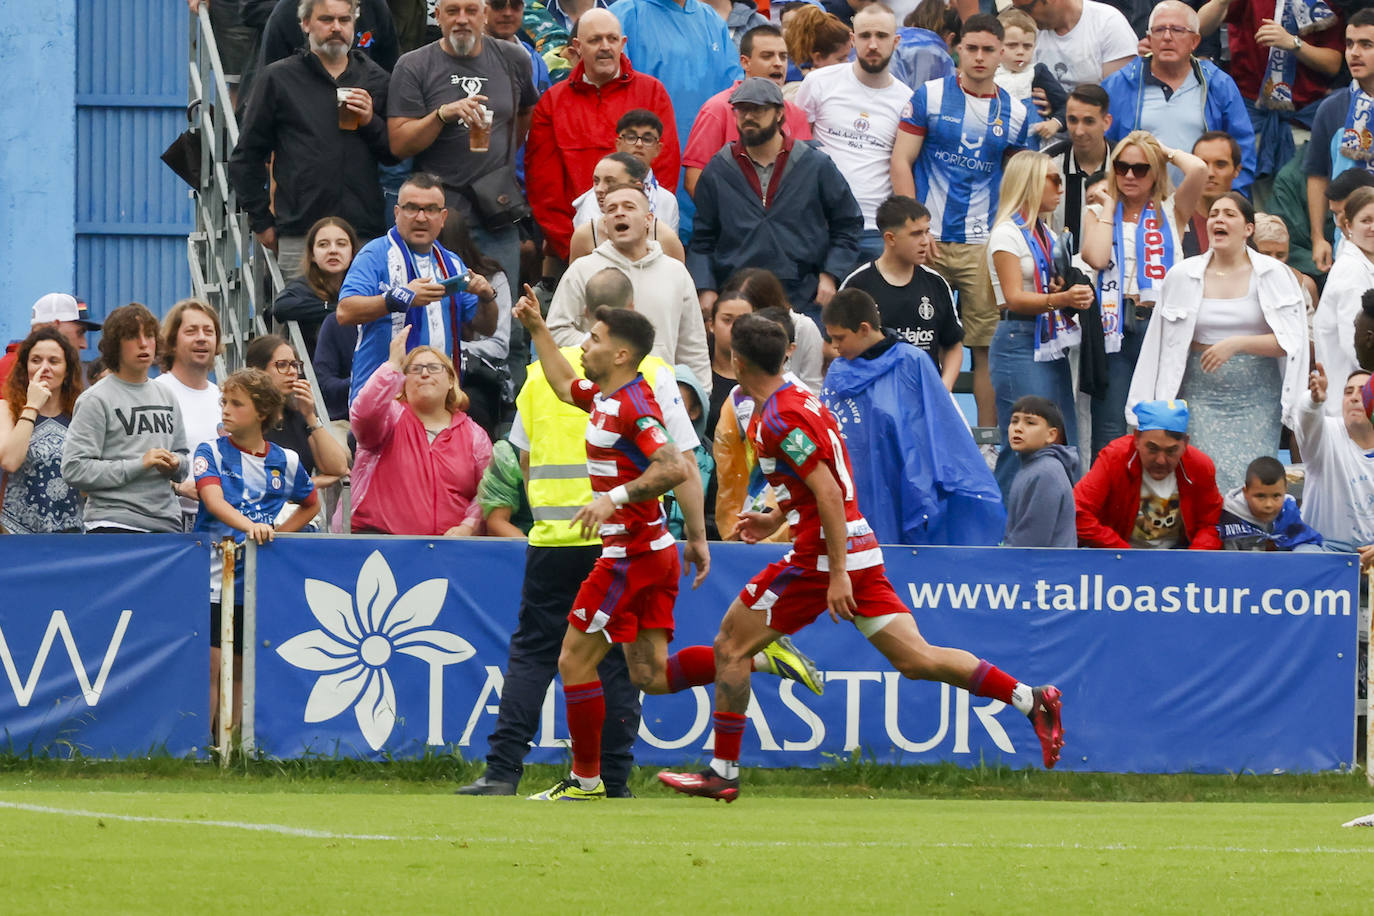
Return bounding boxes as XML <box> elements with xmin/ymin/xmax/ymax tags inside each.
<box><xmin>571</xmin><ymin>375</ymin><xmax>676</xmax><ymax>557</ymax></box>
<box><xmin>748</xmin><ymin>381</ymin><xmax>882</xmax><ymax>572</ymax></box>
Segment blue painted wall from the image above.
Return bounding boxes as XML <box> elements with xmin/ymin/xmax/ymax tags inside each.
<box><xmin>0</xmin><ymin>1</ymin><xmax>77</xmax><ymax>346</ymax></box>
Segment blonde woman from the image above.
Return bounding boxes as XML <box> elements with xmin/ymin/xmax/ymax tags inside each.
<box><xmin>1081</xmin><ymin>131</ymin><xmax>1206</xmax><ymax>457</ymax></box>
<box><xmin>986</xmin><ymin>150</ymin><xmax>1094</xmax><ymax>494</ymax></box>
<box><xmin>1314</xmin><ymin>187</ymin><xmax>1374</xmax><ymax>416</ymax></box>
<box><xmin>349</xmin><ymin>327</ymin><xmax>493</xmax><ymax>536</ymax></box>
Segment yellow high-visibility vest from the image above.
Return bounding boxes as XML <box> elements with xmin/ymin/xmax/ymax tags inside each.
<box><xmin>517</xmin><ymin>346</ymin><xmax>678</xmax><ymax>548</ymax></box>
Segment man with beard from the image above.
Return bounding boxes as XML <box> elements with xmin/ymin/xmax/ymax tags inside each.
<box><xmin>525</xmin><ymin>9</ymin><xmax>680</xmax><ymax>262</ymax></box>
<box><xmin>388</xmin><ymin>0</ymin><xmax>540</xmax><ymax>295</ymax></box>
<box><xmin>682</xmin><ymin>24</ymin><xmax>812</xmax><ymax>198</ymax></box>
<box><xmin>230</xmin><ymin>0</ymin><xmax>396</xmax><ymax>278</ymax></box>
<box><xmin>794</xmin><ymin>4</ymin><xmax>914</xmax><ymax>262</ymax></box>
<box><xmin>689</xmin><ymin>78</ymin><xmax>862</xmax><ymax>328</ymax></box>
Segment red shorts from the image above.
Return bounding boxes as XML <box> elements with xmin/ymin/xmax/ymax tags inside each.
<box><xmin>738</xmin><ymin>561</ymin><xmax>911</xmax><ymax>635</ymax></box>
<box><xmin>569</xmin><ymin>547</ymin><xmax>681</xmax><ymax>643</ymax></box>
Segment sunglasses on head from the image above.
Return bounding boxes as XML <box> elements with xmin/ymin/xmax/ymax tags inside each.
<box><xmin>1113</xmin><ymin>160</ymin><xmax>1151</xmax><ymax>179</ymax></box>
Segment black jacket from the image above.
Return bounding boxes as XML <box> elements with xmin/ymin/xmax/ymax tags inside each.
<box><xmin>270</xmin><ymin>276</ymin><xmax>334</xmax><ymax>358</ymax></box>
<box><xmin>260</xmin><ymin>0</ymin><xmax>399</xmax><ymax>73</ymax></box>
<box><xmin>229</xmin><ymin>49</ymin><xmax>396</xmax><ymax>239</ymax></box>
<box><xmin>313</xmin><ymin>312</ymin><xmax>357</xmax><ymax>422</ymax></box>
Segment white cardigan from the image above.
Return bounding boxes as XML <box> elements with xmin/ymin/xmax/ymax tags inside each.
<box><xmin>1313</xmin><ymin>244</ymin><xmax>1374</xmax><ymax>416</ymax></box>
<box><xmin>1126</xmin><ymin>248</ymin><xmax>1309</xmax><ymax>427</ymax></box>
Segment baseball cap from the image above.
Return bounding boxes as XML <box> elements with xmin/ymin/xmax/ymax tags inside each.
<box><xmin>1133</xmin><ymin>399</ymin><xmax>1189</xmax><ymax>433</ymax></box>
<box><xmin>31</xmin><ymin>293</ymin><xmax>101</xmax><ymax>330</ymax></box>
<box><xmin>729</xmin><ymin>77</ymin><xmax>785</xmax><ymax>108</ymax></box>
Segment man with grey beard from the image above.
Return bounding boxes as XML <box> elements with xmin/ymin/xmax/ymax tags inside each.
<box><xmin>230</xmin><ymin>0</ymin><xmax>396</xmax><ymax>278</ymax></box>
<box><xmin>388</xmin><ymin>0</ymin><xmax>540</xmax><ymax>299</ymax></box>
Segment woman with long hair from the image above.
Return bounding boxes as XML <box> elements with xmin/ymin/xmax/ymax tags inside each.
<box><xmin>349</xmin><ymin>326</ymin><xmax>493</xmax><ymax>536</ymax></box>
<box><xmin>1082</xmin><ymin>130</ymin><xmax>1207</xmax><ymax>457</ymax></box>
<box><xmin>568</xmin><ymin>153</ymin><xmax>685</xmax><ymax>263</ymax></box>
<box><xmin>270</xmin><ymin>217</ymin><xmax>360</xmax><ymax>357</ymax></box>
<box><xmin>1314</xmin><ymin>187</ymin><xmax>1374</xmax><ymax>412</ymax></box>
<box><xmin>1128</xmin><ymin>191</ymin><xmax>1308</xmax><ymax>491</ymax></box>
<box><xmin>782</xmin><ymin>5</ymin><xmax>852</xmax><ymax>92</ymax></box>
<box><xmin>987</xmin><ymin>150</ymin><xmax>1094</xmax><ymax>494</ymax></box>
<box><xmin>0</xmin><ymin>327</ymin><xmax>85</xmax><ymax>532</ymax></box>
<box><xmin>244</xmin><ymin>334</ymin><xmax>351</xmax><ymax>490</ymax></box>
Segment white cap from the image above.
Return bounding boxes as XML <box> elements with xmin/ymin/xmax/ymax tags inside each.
<box><xmin>31</xmin><ymin>293</ymin><xmax>100</xmax><ymax>328</ymax></box>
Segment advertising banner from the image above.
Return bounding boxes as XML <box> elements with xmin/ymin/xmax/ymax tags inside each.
<box><xmin>250</xmin><ymin>537</ymin><xmax>1358</xmax><ymax>773</ymax></box>
<box><xmin>0</xmin><ymin>535</ymin><xmax>208</xmax><ymax>757</ymax></box>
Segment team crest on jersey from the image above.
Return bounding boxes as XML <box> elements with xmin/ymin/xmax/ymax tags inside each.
<box><xmin>901</xmin><ymin>101</ymin><xmax>913</xmax><ymax>119</ymax></box>
<box><xmin>854</xmin><ymin>114</ymin><xmax>871</xmax><ymax>133</ymax></box>
<box><xmin>270</xmin><ymin>469</ymin><xmax>283</xmax><ymax>491</ymax></box>
<box><xmin>193</xmin><ymin>455</ymin><xmax>209</xmax><ymax>476</ymax></box>
<box><xmin>781</xmin><ymin>428</ymin><xmax>817</xmax><ymax>466</ymax></box>
<box><xmin>918</xmin><ymin>297</ymin><xmax>935</xmax><ymax>321</ymax></box>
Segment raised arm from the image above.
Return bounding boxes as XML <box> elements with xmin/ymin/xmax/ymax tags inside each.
<box><xmin>512</xmin><ymin>283</ymin><xmax>579</xmax><ymax>404</ymax></box>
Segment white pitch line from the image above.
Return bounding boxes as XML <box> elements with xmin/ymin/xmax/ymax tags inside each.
<box><xmin>3</xmin><ymin>801</ymin><xmax>1374</xmax><ymax>855</ymax></box>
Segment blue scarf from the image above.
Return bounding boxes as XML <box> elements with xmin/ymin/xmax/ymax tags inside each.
<box><xmin>385</xmin><ymin>226</ymin><xmax>465</xmax><ymax>354</ymax></box>
<box><xmin>1095</xmin><ymin>200</ymin><xmax>1174</xmax><ymax>352</ymax></box>
<box><xmin>1260</xmin><ymin>0</ymin><xmax>1337</xmax><ymax>111</ymax></box>
<box><xmin>1218</xmin><ymin>496</ymin><xmax>1323</xmax><ymax>551</ymax></box>
<box><xmin>1013</xmin><ymin>214</ymin><xmax>1079</xmax><ymax>362</ymax></box>
<box><xmin>1341</xmin><ymin>79</ymin><xmax>1374</xmax><ymax>166</ymax></box>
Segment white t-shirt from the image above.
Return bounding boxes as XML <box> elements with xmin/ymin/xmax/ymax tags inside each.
<box><xmin>155</xmin><ymin>371</ymin><xmax>222</xmax><ymax>525</ymax></box>
<box><xmin>794</xmin><ymin>64</ymin><xmax>914</xmax><ymax>230</ymax></box>
<box><xmin>987</xmin><ymin>219</ymin><xmax>1039</xmax><ymax>306</ymax></box>
<box><xmin>1293</xmin><ymin>395</ymin><xmax>1374</xmax><ymax>550</ymax></box>
<box><xmin>1035</xmin><ymin>0</ymin><xmax>1138</xmax><ymax>94</ymax></box>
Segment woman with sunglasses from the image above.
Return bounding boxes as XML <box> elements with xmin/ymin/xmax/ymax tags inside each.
<box><xmin>1082</xmin><ymin>130</ymin><xmax>1206</xmax><ymax>459</ymax></box>
<box><xmin>1127</xmin><ymin>191</ymin><xmax>1307</xmax><ymax>492</ymax></box>
<box><xmin>986</xmin><ymin>150</ymin><xmax>1093</xmax><ymax>496</ymax></box>
<box><xmin>244</xmin><ymin>334</ymin><xmax>351</xmax><ymax>493</ymax></box>
<box><xmin>349</xmin><ymin>325</ymin><xmax>492</xmax><ymax>536</ymax></box>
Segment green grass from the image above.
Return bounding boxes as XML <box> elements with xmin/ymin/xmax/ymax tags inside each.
<box><xmin>2</xmin><ymin>786</ymin><xmax>1374</xmax><ymax>913</ymax></box>
<box><xmin>2</xmin><ymin>760</ymin><xmax>1374</xmax><ymax>912</ymax></box>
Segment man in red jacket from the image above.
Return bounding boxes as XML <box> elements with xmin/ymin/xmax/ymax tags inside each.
<box><xmin>524</xmin><ymin>8</ymin><xmax>679</xmax><ymax>260</ymax></box>
<box><xmin>1074</xmin><ymin>399</ymin><xmax>1223</xmax><ymax>550</ymax></box>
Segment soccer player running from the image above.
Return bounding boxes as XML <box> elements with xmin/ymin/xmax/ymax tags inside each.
<box><xmin>659</xmin><ymin>314</ymin><xmax>1065</xmax><ymax>802</ymax></box>
<box><xmin>512</xmin><ymin>291</ymin><xmax>822</xmax><ymax>802</ymax></box>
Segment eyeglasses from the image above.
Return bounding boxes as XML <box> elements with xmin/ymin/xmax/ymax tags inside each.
<box><xmin>406</xmin><ymin>362</ymin><xmax>448</xmax><ymax>377</ymax></box>
<box><xmin>1150</xmin><ymin>25</ymin><xmax>1195</xmax><ymax>37</ymax></box>
<box><xmin>617</xmin><ymin>132</ymin><xmax>661</xmax><ymax>146</ymax></box>
<box><xmin>273</xmin><ymin>359</ymin><xmax>305</xmax><ymax>373</ymax></box>
<box><xmin>1113</xmin><ymin>160</ymin><xmax>1152</xmax><ymax>179</ymax></box>
<box><xmin>1047</xmin><ymin>173</ymin><xmax>1063</xmax><ymax>188</ymax></box>
<box><xmin>399</xmin><ymin>203</ymin><xmax>445</xmax><ymax>216</ymax></box>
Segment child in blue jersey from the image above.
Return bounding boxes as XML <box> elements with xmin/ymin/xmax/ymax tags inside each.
<box><xmin>194</xmin><ymin>369</ymin><xmax>318</xmax><ymax>728</ymax></box>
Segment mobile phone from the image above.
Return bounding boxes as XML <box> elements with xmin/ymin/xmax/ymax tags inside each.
<box><xmin>439</xmin><ymin>273</ymin><xmax>469</xmax><ymax>293</ymax></box>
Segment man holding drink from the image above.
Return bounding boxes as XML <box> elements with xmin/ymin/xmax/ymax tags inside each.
<box><xmin>229</xmin><ymin>0</ymin><xmax>395</xmax><ymax>279</ymax></box>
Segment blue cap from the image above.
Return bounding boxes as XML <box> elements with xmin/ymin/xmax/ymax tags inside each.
<box><xmin>1133</xmin><ymin>399</ymin><xmax>1189</xmax><ymax>433</ymax></box>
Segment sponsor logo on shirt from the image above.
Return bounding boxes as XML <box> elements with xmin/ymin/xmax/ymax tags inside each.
<box><xmin>781</xmin><ymin>428</ymin><xmax>818</xmax><ymax>466</ymax></box>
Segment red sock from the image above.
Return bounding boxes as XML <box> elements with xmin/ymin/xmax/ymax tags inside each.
<box><xmin>968</xmin><ymin>659</ymin><xmax>1017</xmax><ymax>704</ymax></box>
<box><xmin>666</xmin><ymin>645</ymin><xmax>716</xmax><ymax>693</ymax></box>
<box><xmin>564</xmin><ymin>681</ymin><xmax>604</xmax><ymax>780</ymax></box>
<box><xmin>712</xmin><ymin>711</ymin><xmax>747</xmax><ymax>763</ymax></box>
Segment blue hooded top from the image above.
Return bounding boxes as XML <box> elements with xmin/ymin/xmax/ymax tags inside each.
<box><xmin>821</xmin><ymin>334</ymin><xmax>1005</xmax><ymax>546</ymax></box>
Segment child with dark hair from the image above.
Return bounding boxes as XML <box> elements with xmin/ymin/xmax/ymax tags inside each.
<box><xmin>1217</xmin><ymin>456</ymin><xmax>1322</xmax><ymax>551</ymax></box>
<box><xmin>1003</xmin><ymin>395</ymin><xmax>1078</xmax><ymax>548</ymax></box>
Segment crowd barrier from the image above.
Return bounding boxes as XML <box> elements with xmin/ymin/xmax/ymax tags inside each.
<box><xmin>1</xmin><ymin>535</ymin><xmax>1363</xmax><ymax>775</ymax></box>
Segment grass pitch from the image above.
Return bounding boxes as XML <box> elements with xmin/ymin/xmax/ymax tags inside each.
<box><xmin>2</xmin><ymin>765</ymin><xmax>1373</xmax><ymax>914</ymax></box>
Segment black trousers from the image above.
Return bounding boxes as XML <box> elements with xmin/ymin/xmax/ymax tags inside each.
<box><xmin>483</xmin><ymin>544</ymin><xmax>641</xmax><ymax>791</ymax></box>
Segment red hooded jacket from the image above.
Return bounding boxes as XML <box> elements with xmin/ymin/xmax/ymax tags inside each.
<box><xmin>1074</xmin><ymin>434</ymin><xmax>1223</xmax><ymax>550</ymax></box>
<box><xmin>525</xmin><ymin>55</ymin><xmax>679</xmax><ymax>260</ymax></box>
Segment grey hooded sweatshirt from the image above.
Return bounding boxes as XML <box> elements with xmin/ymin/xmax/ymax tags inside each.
<box><xmin>1004</xmin><ymin>444</ymin><xmax>1079</xmax><ymax>548</ymax></box>
<box><xmin>61</xmin><ymin>374</ymin><xmax>188</xmax><ymax>533</ymax></box>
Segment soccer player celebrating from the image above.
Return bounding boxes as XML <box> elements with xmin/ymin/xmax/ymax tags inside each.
<box><xmin>659</xmin><ymin>314</ymin><xmax>1065</xmax><ymax>802</ymax></box>
<box><xmin>512</xmin><ymin>289</ymin><xmax>822</xmax><ymax>802</ymax></box>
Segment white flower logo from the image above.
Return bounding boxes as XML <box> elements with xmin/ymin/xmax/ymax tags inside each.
<box><xmin>275</xmin><ymin>551</ymin><xmax>475</xmax><ymax>750</ymax></box>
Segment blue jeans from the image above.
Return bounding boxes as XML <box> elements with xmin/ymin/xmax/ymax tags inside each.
<box><xmin>989</xmin><ymin>319</ymin><xmax>1078</xmax><ymax>499</ymax></box>
<box><xmin>1089</xmin><ymin>306</ymin><xmax>1148</xmax><ymax>459</ymax></box>
<box><xmin>856</xmin><ymin>228</ymin><xmax>885</xmax><ymax>264</ymax></box>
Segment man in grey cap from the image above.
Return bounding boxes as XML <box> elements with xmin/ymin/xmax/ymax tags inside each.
<box><xmin>687</xmin><ymin>76</ymin><xmax>862</xmax><ymax>328</ymax></box>
<box><xmin>0</xmin><ymin>293</ymin><xmax>101</xmax><ymax>386</ymax></box>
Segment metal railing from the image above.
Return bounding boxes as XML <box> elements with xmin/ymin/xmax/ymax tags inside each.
<box><xmin>187</xmin><ymin>6</ymin><xmax>348</xmax><ymax>529</ymax></box>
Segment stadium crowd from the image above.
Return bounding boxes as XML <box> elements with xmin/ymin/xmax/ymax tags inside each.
<box><xmin>5</xmin><ymin>0</ymin><xmax>1374</xmax><ymax>778</ymax></box>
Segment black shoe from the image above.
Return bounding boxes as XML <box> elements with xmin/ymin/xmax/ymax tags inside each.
<box><xmin>455</xmin><ymin>774</ymin><xmax>517</xmax><ymax>796</ymax></box>
<box><xmin>604</xmin><ymin>784</ymin><xmax>635</xmax><ymax>798</ymax></box>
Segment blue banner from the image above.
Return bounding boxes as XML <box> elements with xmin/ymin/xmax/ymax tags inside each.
<box><xmin>251</xmin><ymin>537</ymin><xmax>1359</xmax><ymax>773</ymax></box>
<box><xmin>0</xmin><ymin>535</ymin><xmax>208</xmax><ymax>756</ymax></box>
